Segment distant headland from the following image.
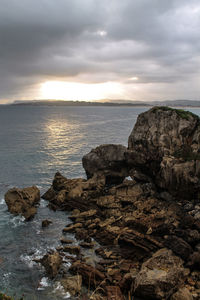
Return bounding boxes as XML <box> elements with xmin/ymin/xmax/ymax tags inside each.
<box><xmin>6</xmin><ymin>99</ymin><xmax>200</xmax><ymax>107</ymax></box>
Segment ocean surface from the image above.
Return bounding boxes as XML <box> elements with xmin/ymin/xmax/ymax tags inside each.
<box><xmin>0</xmin><ymin>105</ymin><xmax>200</xmax><ymax>299</ymax></box>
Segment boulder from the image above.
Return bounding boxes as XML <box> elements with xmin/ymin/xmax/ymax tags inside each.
<box><xmin>82</xmin><ymin>144</ymin><xmax>128</xmax><ymax>184</ymax></box>
<box><xmin>42</xmin><ymin>219</ymin><xmax>52</xmax><ymax>228</ymax></box>
<box><xmin>40</xmin><ymin>251</ymin><xmax>62</xmax><ymax>279</ymax></box>
<box><xmin>4</xmin><ymin>186</ymin><xmax>40</xmax><ymax>220</ymax></box>
<box><xmin>134</xmin><ymin>248</ymin><xmax>188</xmax><ymax>299</ymax></box>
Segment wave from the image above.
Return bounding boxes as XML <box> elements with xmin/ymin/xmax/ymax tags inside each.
<box><xmin>37</xmin><ymin>277</ymin><xmax>51</xmax><ymax>290</ymax></box>
<box><xmin>0</xmin><ymin>198</ymin><xmax>5</xmax><ymax>205</ymax></box>
<box><xmin>9</xmin><ymin>215</ymin><xmax>26</xmax><ymax>228</ymax></box>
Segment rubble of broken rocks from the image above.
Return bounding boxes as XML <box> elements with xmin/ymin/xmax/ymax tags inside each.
<box><xmin>5</xmin><ymin>106</ymin><xmax>200</xmax><ymax>299</ymax></box>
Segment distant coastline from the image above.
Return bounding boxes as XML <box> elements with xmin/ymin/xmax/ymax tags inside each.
<box><xmin>6</xmin><ymin>99</ymin><xmax>200</xmax><ymax>107</ymax></box>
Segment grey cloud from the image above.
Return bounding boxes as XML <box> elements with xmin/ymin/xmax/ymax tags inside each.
<box><xmin>0</xmin><ymin>0</ymin><xmax>200</xmax><ymax>101</ymax></box>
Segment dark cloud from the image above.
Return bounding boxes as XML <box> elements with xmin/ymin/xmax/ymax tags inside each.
<box><xmin>0</xmin><ymin>0</ymin><xmax>200</xmax><ymax>101</ymax></box>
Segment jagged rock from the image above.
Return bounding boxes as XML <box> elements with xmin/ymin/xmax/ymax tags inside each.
<box><xmin>43</xmin><ymin>172</ymin><xmax>105</xmax><ymax>211</ymax></box>
<box><xmin>82</xmin><ymin>144</ymin><xmax>128</xmax><ymax>184</ymax></box>
<box><xmin>127</xmin><ymin>107</ymin><xmax>200</xmax><ymax>198</ymax></box>
<box><xmin>4</xmin><ymin>186</ymin><xmax>40</xmax><ymax>220</ymax></box>
<box><xmin>63</xmin><ymin>245</ymin><xmax>81</xmax><ymax>255</ymax></box>
<box><xmin>134</xmin><ymin>248</ymin><xmax>188</xmax><ymax>299</ymax></box>
<box><xmin>39</xmin><ymin>251</ymin><xmax>62</xmax><ymax>279</ymax></box>
<box><xmin>170</xmin><ymin>287</ymin><xmax>193</xmax><ymax>300</ymax></box>
<box><xmin>61</xmin><ymin>275</ymin><xmax>82</xmax><ymax>296</ymax></box>
<box><xmin>42</xmin><ymin>219</ymin><xmax>52</xmax><ymax>228</ymax></box>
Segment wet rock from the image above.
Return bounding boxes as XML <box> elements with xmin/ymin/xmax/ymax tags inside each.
<box><xmin>4</xmin><ymin>186</ymin><xmax>40</xmax><ymax>220</ymax></box>
<box><xmin>61</xmin><ymin>275</ymin><xmax>82</xmax><ymax>296</ymax></box>
<box><xmin>60</xmin><ymin>238</ymin><xmax>74</xmax><ymax>244</ymax></box>
<box><xmin>42</xmin><ymin>219</ymin><xmax>52</xmax><ymax>228</ymax></box>
<box><xmin>75</xmin><ymin>228</ymin><xmax>89</xmax><ymax>240</ymax></box>
<box><xmin>39</xmin><ymin>251</ymin><xmax>62</xmax><ymax>279</ymax></box>
<box><xmin>82</xmin><ymin>144</ymin><xmax>128</xmax><ymax>184</ymax></box>
<box><xmin>171</xmin><ymin>287</ymin><xmax>193</xmax><ymax>300</ymax></box>
<box><xmin>134</xmin><ymin>248</ymin><xmax>188</xmax><ymax>299</ymax></box>
<box><xmin>63</xmin><ymin>245</ymin><xmax>81</xmax><ymax>255</ymax></box>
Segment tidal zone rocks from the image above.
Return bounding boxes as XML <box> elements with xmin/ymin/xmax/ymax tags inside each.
<box><xmin>6</xmin><ymin>106</ymin><xmax>200</xmax><ymax>299</ymax></box>
<box><xmin>39</xmin><ymin>107</ymin><xmax>200</xmax><ymax>299</ymax></box>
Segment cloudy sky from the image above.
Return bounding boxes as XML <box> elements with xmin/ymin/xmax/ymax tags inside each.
<box><xmin>1</xmin><ymin>0</ymin><xmax>200</xmax><ymax>103</ymax></box>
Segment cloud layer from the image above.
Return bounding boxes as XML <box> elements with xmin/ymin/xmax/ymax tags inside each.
<box><xmin>0</xmin><ymin>0</ymin><xmax>200</xmax><ymax>102</ymax></box>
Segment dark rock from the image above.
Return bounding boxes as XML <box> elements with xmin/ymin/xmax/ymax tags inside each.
<box><xmin>4</xmin><ymin>186</ymin><xmax>40</xmax><ymax>220</ymax></box>
<box><xmin>60</xmin><ymin>238</ymin><xmax>74</xmax><ymax>244</ymax></box>
<box><xmin>63</xmin><ymin>245</ymin><xmax>81</xmax><ymax>255</ymax></box>
<box><xmin>164</xmin><ymin>235</ymin><xmax>193</xmax><ymax>260</ymax></box>
<box><xmin>82</xmin><ymin>144</ymin><xmax>128</xmax><ymax>184</ymax></box>
<box><xmin>42</xmin><ymin>219</ymin><xmax>52</xmax><ymax>228</ymax></box>
<box><xmin>39</xmin><ymin>251</ymin><xmax>62</xmax><ymax>279</ymax></box>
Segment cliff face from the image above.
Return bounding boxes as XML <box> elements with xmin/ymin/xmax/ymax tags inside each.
<box><xmin>127</xmin><ymin>107</ymin><xmax>200</xmax><ymax>198</ymax></box>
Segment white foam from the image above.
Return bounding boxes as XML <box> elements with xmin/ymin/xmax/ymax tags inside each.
<box><xmin>63</xmin><ymin>292</ymin><xmax>71</xmax><ymax>299</ymax></box>
<box><xmin>20</xmin><ymin>253</ymin><xmax>36</xmax><ymax>268</ymax></box>
<box><xmin>37</xmin><ymin>277</ymin><xmax>51</xmax><ymax>290</ymax></box>
<box><xmin>0</xmin><ymin>198</ymin><xmax>5</xmax><ymax>205</ymax></box>
<box><xmin>52</xmin><ymin>282</ymin><xmax>71</xmax><ymax>299</ymax></box>
<box><xmin>40</xmin><ymin>199</ymin><xmax>47</xmax><ymax>208</ymax></box>
<box><xmin>9</xmin><ymin>215</ymin><xmax>26</xmax><ymax>228</ymax></box>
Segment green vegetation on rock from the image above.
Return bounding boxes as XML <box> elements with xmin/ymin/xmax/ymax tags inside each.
<box><xmin>151</xmin><ymin>106</ymin><xmax>199</xmax><ymax>121</ymax></box>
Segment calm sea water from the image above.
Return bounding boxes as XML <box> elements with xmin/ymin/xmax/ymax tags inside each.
<box><xmin>0</xmin><ymin>105</ymin><xmax>200</xmax><ymax>299</ymax></box>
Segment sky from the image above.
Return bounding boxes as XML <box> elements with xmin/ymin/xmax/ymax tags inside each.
<box><xmin>0</xmin><ymin>0</ymin><xmax>200</xmax><ymax>103</ymax></box>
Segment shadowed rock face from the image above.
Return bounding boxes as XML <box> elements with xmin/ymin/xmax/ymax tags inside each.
<box><xmin>82</xmin><ymin>144</ymin><xmax>128</xmax><ymax>184</ymax></box>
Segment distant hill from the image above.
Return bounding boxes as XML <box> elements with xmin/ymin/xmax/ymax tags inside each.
<box><xmin>10</xmin><ymin>99</ymin><xmax>200</xmax><ymax>107</ymax></box>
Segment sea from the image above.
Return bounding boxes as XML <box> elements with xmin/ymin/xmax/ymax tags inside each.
<box><xmin>0</xmin><ymin>105</ymin><xmax>200</xmax><ymax>299</ymax></box>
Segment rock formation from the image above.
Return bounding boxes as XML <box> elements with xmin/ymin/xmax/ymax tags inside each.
<box><xmin>4</xmin><ymin>186</ymin><xmax>40</xmax><ymax>220</ymax></box>
<box><xmin>127</xmin><ymin>106</ymin><xmax>200</xmax><ymax>198</ymax></box>
<box><xmin>82</xmin><ymin>144</ymin><xmax>128</xmax><ymax>184</ymax></box>
<box><xmin>12</xmin><ymin>106</ymin><xmax>200</xmax><ymax>298</ymax></box>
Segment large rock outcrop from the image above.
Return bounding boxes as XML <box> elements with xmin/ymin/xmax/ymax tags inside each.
<box><xmin>127</xmin><ymin>107</ymin><xmax>200</xmax><ymax>198</ymax></box>
<box><xmin>4</xmin><ymin>186</ymin><xmax>40</xmax><ymax>220</ymax></box>
<box><xmin>82</xmin><ymin>144</ymin><xmax>128</xmax><ymax>184</ymax></box>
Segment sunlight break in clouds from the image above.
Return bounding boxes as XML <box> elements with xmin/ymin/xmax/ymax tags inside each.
<box><xmin>41</xmin><ymin>81</ymin><xmax>124</xmax><ymax>101</ymax></box>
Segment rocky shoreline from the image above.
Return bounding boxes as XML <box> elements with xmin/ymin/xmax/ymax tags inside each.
<box><xmin>5</xmin><ymin>106</ymin><xmax>200</xmax><ymax>299</ymax></box>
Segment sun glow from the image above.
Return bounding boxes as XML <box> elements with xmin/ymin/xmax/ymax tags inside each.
<box><xmin>41</xmin><ymin>81</ymin><xmax>123</xmax><ymax>101</ymax></box>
